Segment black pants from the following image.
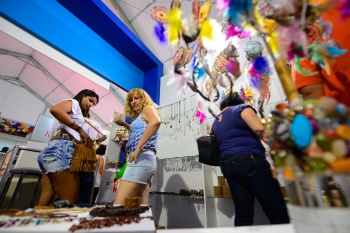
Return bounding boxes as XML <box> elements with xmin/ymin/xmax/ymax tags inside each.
<box><xmin>220</xmin><ymin>154</ymin><xmax>290</xmax><ymax>226</ymax></box>
<box><xmin>79</xmin><ymin>172</ymin><xmax>94</xmax><ymax>203</ymax></box>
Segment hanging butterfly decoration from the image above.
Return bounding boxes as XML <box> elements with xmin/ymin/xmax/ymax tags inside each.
<box><xmin>150</xmin><ymin>0</ymin><xmax>215</xmax><ymax>80</ymax></box>
<box><xmin>173</xmin><ymin>47</ymin><xmax>194</xmax><ymax>74</ymax></box>
<box><xmin>185</xmin><ymin>41</ymin><xmax>241</xmax><ymax>104</ymax></box>
<box><xmin>213</xmin><ymin>42</ymin><xmax>241</xmax><ymax>77</ymax></box>
<box><xmin>151</xmin><ymin>6</ymin><xmax>169</xmax><ymax>44</ymax></box>
<box><xmin>244</xmin><ymin>41</ymin><xmax>271</xmax><ymax>118</ymax></box>
<box><xmin>151</xmin><ymin>0</ymin><xmax>212</xmax><ymax>45</ymax></box>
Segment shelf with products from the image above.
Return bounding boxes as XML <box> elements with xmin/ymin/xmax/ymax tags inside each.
<box><xmin>149</xmin><ymin>191</ymin><xmax>204</xmax><ymax>198</ymax></box>
<box><xmin>206</xmin><ymin>196</ymin><xmax>231</xmax><ymax>199</ymax></box>
<box><xmin>113</xmin><ymin>128</ymin><xmax>130</xmax><ymax>143</ymax></box>
<box><xmin>105</xmin><ymin>111</ymin><xmax>128</xmax><ymax>170</ymax></box>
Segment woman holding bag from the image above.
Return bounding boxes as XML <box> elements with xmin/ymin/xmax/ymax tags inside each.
<box><xmin>37</xmin><ymin>89</ymin><xmax>99</xmax><ymax>205</ymax></box>
<box><xmin>212</xmin><ymin>91</ymin><xmax>289</xmax><ymax>226</ymax></box>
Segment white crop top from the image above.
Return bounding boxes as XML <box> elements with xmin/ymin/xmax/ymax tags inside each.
<box><xmin>58</xmin><ymin>99</ymin><xmax>85</xmax><ymax>140</ymax></box>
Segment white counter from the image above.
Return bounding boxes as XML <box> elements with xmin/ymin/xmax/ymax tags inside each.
<box><xmin>158</xmin><ymin>224</ymin><xmax>295</xmax><ymax>233</ymax></box>
<box><xmin>0</xmin><ymin>207</ymin><xmax>155</xmax><ymax>233</ymax></box>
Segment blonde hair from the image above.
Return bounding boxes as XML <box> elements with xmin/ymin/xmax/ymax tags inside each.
<box><xmin>125</xmin><ymin>88</ymin><xmax>156</xmax><ymax>120</ymax></box>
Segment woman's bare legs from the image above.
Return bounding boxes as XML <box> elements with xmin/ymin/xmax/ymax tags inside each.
<box><xmin>48</xmin><ymin>170</ymin><xmax>79</xmax><ymax>204</ymax></box>
<box><xmin>140</xmin><ymin>183</ymin><xmax>150</xmax><ymax>204</ymax></box>
<box><xmin>113</xmin><ymin>180</ymin><xmax>147</xmax><ymax>205</ymax></box>
<box><xmin>37</xmin><ymin>173</ymin><xmax>56</xmax><ymax>206</ymax></box>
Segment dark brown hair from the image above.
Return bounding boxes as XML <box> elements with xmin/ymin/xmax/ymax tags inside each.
<box><xmin>73</xmin><ymin>89</ymin><xmax>99</xmax><ymax>117</ymax></box>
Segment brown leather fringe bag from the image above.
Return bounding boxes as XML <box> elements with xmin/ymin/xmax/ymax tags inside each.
<box><xmin>56</xmin><ymin>128</ymin><xmax>96</xmax><ymax>173</ymax></box>
<box><xmin>69</xmin><ymin>119</ymin><xmax>105</xmax><ymax>173</ymax></box>
<box><xmin>70</xmin><ymin>141</ymin><xmax>97</xmax><ymax>172</ymax></box>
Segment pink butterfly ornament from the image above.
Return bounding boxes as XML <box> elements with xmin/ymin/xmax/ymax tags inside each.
<box><xmin>195</xmin><ymin>110</ymin><xmax>207</xmax><ymax>124</ymax></box>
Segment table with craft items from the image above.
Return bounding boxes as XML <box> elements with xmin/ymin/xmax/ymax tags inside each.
<box><xmin>0</xmin><ymin>206</ymin><xmax>155</xmax><ymax>233</ymax></box>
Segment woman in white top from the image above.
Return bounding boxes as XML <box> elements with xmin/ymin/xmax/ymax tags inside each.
<box><xmin>37</xmin><ymin>89</ymin><xmax>99</xmax><ymax>205</ymax></box>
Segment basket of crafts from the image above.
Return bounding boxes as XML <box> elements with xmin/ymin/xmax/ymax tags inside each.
<box><xmin>263</xmin><ymin>96</ymin><xmax>350</xmax><ymax>233</ymax></box>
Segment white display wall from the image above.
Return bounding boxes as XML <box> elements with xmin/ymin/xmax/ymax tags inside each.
<box><xmin>157</xmin><ymin>94</ymin><xmax>208</xmax><ymax>159</ymax></box>
<box><xmin>151</xmin><ymin>158</ymin><xmax>206</xmax><ymax>228</ymax></box>
<box><xmin>0</xmin><ymin>79</ymin><xmax>47</xmax><ymax>149</ymax></box>
<box><xmin>0</xmin><ymin>79</ymin><xmax>47</xmax><ymax>125</ymax></box>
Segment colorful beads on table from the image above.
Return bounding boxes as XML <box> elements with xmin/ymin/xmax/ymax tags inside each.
<box><xmin>335</xmin><ymin>125</ymin><xmax>350</xmax><ymax>139</ymax></box>
<box><xmin>273</xmin><ymin>118</ymin><xmax>290</xmax><ymax>141</ymax></box>
<box><xmin>308</xmin><ymin>158</ymin><xmax>328</xmax><ymax>172</ymax></box>
<box><xmin>291</xmin><ymin>114</ymin><xmax>313</xmax><ymax>148</ymax></box>
<box><xmin>0</xmin><ymin>209</ymin><xmax>150</xmax><ymax>231</ymax></box>
<box><xmin>0</xmin><ymin>216</ymin><xmax>79</xmax><ymax>229</ymax></box>
<box><xmin>69</xmin><ymin>215</ymin><xmax>148</xmax><ymax>232</ymax></box>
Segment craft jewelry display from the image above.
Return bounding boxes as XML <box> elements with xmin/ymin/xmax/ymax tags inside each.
<box><xmin>157</xmin><ymin>155</ymin><xmax>202</xmax><ymax>172</ymax></box>
<box><xmin>158</xmin><ymin>94</ymin><xmax>201</xmax><ymax>141</ymax></box>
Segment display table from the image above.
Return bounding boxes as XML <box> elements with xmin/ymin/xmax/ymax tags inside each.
<box><xmin>0</xmin><ymin>207</ymin><xmax>155</xmax><ymax>233</ymax></box>
<box><xmin>159</xmin><ymin>224</ymin><xmax>294</xmax><ymax>233</ymax></box>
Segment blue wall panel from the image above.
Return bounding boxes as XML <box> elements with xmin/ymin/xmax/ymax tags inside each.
<box><xmin>0</xmin><ymin>0</ymin><xmax>162</xmax><ymax>103</ymax></box>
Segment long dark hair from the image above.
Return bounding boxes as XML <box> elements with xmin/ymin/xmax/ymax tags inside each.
<box><xmin>73</xmin><ymin>89</ymin><xmax>99</xmax><ymax>117</ymax></box>
<box><xmin>220</xmin><ymin>91</ymin><xmax>245</xmax><ymax>110</ymax></box>
<box><xmin>96</xmin><ymin>144</ymin><xmax>106</xmax><ymax>155</ymax></box>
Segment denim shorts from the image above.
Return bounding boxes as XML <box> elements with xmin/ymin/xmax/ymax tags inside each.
<box><xmin>121</xmin><ymin>150</ymin><xmax>156</xmax><ymax>185</ymax></box>
<box><xmin>37</xmin><ymin>139</ymin><xmax>75</xmax><ymax>173</ymax></box>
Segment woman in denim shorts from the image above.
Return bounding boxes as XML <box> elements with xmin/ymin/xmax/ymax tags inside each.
<box><xmin>37</xmin><ymin>89</ymin><xmax>99</xmax><ymax>205</ymax></box>
<box><xmin>212</xmin><ymin>91</ymin><xmax>290</xmax><ymax>226</ymax></box>
<box><xmin>114</xmin><ymin>88</ymin><xmax>161</xmax><ymax>205</ymax></box>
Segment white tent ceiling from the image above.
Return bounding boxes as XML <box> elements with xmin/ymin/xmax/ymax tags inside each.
<box><xmin>0</xmin><ymin>29</ymin><xmax>127</xmax><ymax>131</ymax></box>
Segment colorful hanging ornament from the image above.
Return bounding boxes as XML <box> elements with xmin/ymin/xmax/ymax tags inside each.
<box><xmin>167</xmin><ymin>7</ymin><xmax>183</xmax><ymax>45</ymax></box>
<box><xmin>216</xmin><ymin>0</ymin><xmax>230</xmax><ymax>14</ymax></box>
<box><xmin>225</xmin><ymin>0</ymin><xmax>253</xmax><ymax>28</ymax></box>
<box><xmin>154</xmin><ymin>22</ymin><xmax>167</xmax><ymax>44</ymax></box>
<box><xmin>244</xmin><ymin>41</ymin><xmax>263</xmax><ymax>61</ymax></box>
<box><xmin>340</xmin><ymin>0</ymin><xmax>350</xmax><ymax>20</ymax></box>
<box><xmin>173</xmin><ymin>47</ymin><xmax>194</xmax><ymax>74</ymax></box>
<box><xmin>195</xmin><ymin>110</ymin><xmax>207</xmax><ymax>124</ymax></box>
<box><xmin>150</xmin><ymin>6</ymin><xmax>169</xmax><ymax>24</ymax></box>
<box><xmin>225</xmin><ymin>22</ymin><xmax>250</xmax><ymax>40</ymax></box>
<box><xmin>198</xmin><ymin>1</ymin><xmax>212</xmax><ymax>24</ymax></box>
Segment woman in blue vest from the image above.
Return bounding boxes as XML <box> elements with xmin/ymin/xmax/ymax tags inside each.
<box><xmin>113</xmin><ymin>88</ymin><xmax>161</xmax><ymax>205</ymax></box>
<box><xmin>212</xmin><ymin>91</ymin><xmax>289</xmax><ymax>226</ymax></box>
